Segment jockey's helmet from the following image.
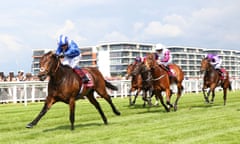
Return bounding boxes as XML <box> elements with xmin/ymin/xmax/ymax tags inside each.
<box><xmin>135</xmin><ymin>56</ymin><xmax>142</xmax><ymax>62</ymax></box>
<box><xmin>57</xmin><ymin>35</ymin><xmax>69</xmax><ymax>46</ymax></box>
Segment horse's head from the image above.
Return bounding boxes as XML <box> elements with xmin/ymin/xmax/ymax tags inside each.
<box><xmin>145</xmin><ymin>53</ymin><xmax>156</xmax><ymax>71</ymax></box>
<box><xmin>38</xmin><ymin>51</ymin><xmax>60</xmax><ymax>81</ymax></box>
<box><xmin>132</xmin><ymin>62</ymin><xmax>149</xmax><ymax>76</ymax></box>
<box><xmin>125</xmin><ymin>63</ymin><xmax>135</xmax><ymax>80</ymax></box>
<box><xmin>200</xmin><ymin>58</ymin><xmax>211</xmax><ymax>73</ymax></box>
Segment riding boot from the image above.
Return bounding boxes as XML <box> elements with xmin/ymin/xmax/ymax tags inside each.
<box><xmin>74</xmin><ymin>68</ymin><xmax>90</xmax><ymax>84</ymax></box>
<box><xmin>81</xmin><ymin>74</ymin><xmax>90</xmax><ymax>84</ymax></box>
<box><xmin>162</xmin><ymin>65</ymin><xmax>170</xmax><ymax>73</ymax></box>
<box><xmin>216</xmin><ymin>69</ymin><xmax>223</xmax><ymax>78</ymax></box>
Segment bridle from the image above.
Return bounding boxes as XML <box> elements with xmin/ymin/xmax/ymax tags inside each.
<box><xmin>38</xmin><ymin>54</ymin><xmax>61</xmax><ymax>80</ymax></box>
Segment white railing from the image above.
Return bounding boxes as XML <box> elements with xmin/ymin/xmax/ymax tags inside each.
<box><xmin>0</xmin><ymin>79</ymin><xmax>239</xmax><ymax>105</ymax></box>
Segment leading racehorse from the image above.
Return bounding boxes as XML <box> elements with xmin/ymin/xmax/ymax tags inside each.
<box><xmin>26</xmin><ymin>51</ymin><xmax>120</xmax><ymax>130</ymax></box>
<box><xmin>200</xmin><ymin>57</ymin><xmax>232</xmax><ymax>105</ymax></box>
<box><xmin>144</xmin><ymin>53</ymin><xmax>172</xmax><ymax>112</ymax></box>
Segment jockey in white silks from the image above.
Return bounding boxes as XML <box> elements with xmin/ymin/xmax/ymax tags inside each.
<box><xmin>205</xmin><ymin>53</ymin><xmax>222</xmax><ymax>70</ymax></box>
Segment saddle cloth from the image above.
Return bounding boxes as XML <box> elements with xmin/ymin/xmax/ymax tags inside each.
<box><xmin>168</xmin><ymin>65</ymin><xmax>176</xmax><ymax>77</ymax></box>
<box><xmin>73</xmin><ymin>68</ymin><xmax>94</xmax><ymax>87</ymax></box>
<box><xmin>220</xmin><ymin>68</ymin><xmax>227</xmax><ymax>80</ymax></box>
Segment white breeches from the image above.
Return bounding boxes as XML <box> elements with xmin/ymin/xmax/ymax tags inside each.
<box><xmin>62</xmin><ymin>56</ymin><xmax>80</xmax><ymax>68</ymax></box>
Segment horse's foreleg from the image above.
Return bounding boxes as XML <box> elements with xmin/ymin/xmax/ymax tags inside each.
<box><xmin>26</xmin><ymin>97</ymin><xmax>55</xmax><ymax>128</ymax></box>
<box><xmin>210</xmin><ymin>89</ymin><xmax>215</xmax><ymax>104</ymax></box>
<box><xmin>132</xmin><ymin>89</ymin><xmax>140</xmax><ymax>105</ymax></box>
<box><xmin>165</xmin><ymin>89</ymin><xmax>173</xmax><ymax>109</ymax></box>
<box><xmin>202</xmin><ymin>87</ymin><xmax>209</xmax><ymax>103</ymax></box>
<box><xmin>69</xmin><ymin>98</ymin><xmax>75</xmax><ymax>130</ymax></box>
<box><xmin>156</xmin><ymin>90</ymin><xmax>169</xmax><ymax>112</ymax></box>
<box><xmin>128</xmin><ymin>89</ymin><xmax>132</xmax><ymax>105</ymax></box>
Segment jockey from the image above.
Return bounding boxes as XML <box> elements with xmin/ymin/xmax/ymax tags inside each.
<box><xmin>155</xmin><ymin>44</ymin><xmax>172</xmax><ymax>72</ymax></box>
<box><xmin>134</xmin><ymin>56</ymin><xmax>147</xmax><ymax>64</ymax></box>
<box><xmin>56</xmin><ymin>34</ymin><xmax>89</xmax><ymax>83</ymax></box>
<box><xmin>134</xmin><ymin>56</ymin><xmax>142</xmax><ymax>64</ymax></box>
<box><xmin>205</xmin><ymin>53</ymin><xmax>222</xmax><ymax>74</ymax></box>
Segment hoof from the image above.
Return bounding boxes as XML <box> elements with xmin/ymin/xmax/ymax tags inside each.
<box><xmin>26</xmin><ymin>123</ymin><xmax>34</xmax><ymax>128</ymax></box>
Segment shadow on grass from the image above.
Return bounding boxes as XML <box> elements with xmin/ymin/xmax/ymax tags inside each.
<box><xmin>43</xmin><ymin>122</ymin><xmax>103</xmax><ymax>132</ymax></box>
<box><xmin>187</xmin><ymin>103</ymin><xmax>222</xmax><ymax>110</ymax></box>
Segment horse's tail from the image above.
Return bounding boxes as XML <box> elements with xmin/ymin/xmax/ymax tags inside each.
<box><xmin>105</xmin><ymin>80</ymin><xmax>118</xmax><ymax>91</ymax></box>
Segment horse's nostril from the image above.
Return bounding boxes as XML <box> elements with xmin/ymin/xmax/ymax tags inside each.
<box><xmin>40</xmin><ymin>67</ymin><xmax>45</xmax><ymax>72</ymax></box>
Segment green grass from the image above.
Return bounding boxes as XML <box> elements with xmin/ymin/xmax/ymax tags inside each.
<box><xmin>0</xmin><ymin>90</ymin><xmax>240</xmax><ymax>144</ymax></box>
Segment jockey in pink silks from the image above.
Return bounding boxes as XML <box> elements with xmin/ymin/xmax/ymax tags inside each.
<box><xmin>155</xmin><ymin>44</ymin><xmax>172</xmax><ymax>72</ymax></box>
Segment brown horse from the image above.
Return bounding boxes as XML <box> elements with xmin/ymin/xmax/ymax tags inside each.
<box><xmin>26</xmin><ymin>51</ymin><xmax>120</xmax><ymax>130</ymax></box>
<box><xmin>125</xmin><ymin>63</ymin><xmax>150</xmax><ymax>106</ymax></box>
<box><xmin>200</xmin><ymin>58</ymin><xmax>232</xmax><ymax>105</ymax></box>
<box><xmin>144</xmin><ymin>53</ymin><xmax>172</xmax><ymax>112</ymax></box>
<box><xmin>131</xmin><ymin>62</ymin><xmax>155</xmax><ymax>106</ymax></box>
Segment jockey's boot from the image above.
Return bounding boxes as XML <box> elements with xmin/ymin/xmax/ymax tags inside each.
<box><xmin>163</xmin><ymin>65</ymin><xmax>170</xmax><ymax>73</ymax></box>
<box><xmin>216</xmin><ymin>69</ymin><xmax>223</xmax><ymax>77</ymax></box>
<box><xmin>74</xmin><ymin>68</ymin><xmax>90</xmax><ymax>84</ymax></box>
<box><xmin>81</xmin><ymin>74</ymin><xmax>90</xmax><ymax>84</ymax></box>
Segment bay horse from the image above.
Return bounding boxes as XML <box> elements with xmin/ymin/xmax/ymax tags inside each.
<box><xmin>131</xmin><ymin>62</ymin><xmax>155</xmax><ymax>106</ymax></box>
<box><xmin>144</xmin><ymin>53</ymin><xmax>172</xmax><ymax>112</ymax></box>
<box><xmin>26</xmin><ymin>51</ymin><xmax>120</xmax><ymax>130</ymax></box>
<box><xmin>200</xmin><ymin>58</ymin><xmax>232</xmax><ymax>105</ymax></box>
<box><xmin>125</xmin><ymin>63</ymin><xmax>150</xmax><ymax>106</ymax></box>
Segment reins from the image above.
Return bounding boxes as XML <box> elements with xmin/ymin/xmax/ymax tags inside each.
<box><xmin>150</xmin><ymin>64</ymin><xmax>166</xmax><ymax>81</ymax></box>
<box><xmin>54</xmin><ymin>59</ymin><xmax>60</xmax><ymax>73</ymax></box>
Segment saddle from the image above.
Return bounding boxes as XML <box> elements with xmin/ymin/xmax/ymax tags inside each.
<box><xmin>160</xmin><ymin>65</ymin><xmax>175</xmax><ymax>77</ymax></box>
<box><xmin>73</xmin><ymin>68</ymin><xmax>94</xmax><ymax>87</ymax></box>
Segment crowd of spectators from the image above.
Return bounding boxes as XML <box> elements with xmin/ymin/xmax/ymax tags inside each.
<box><xmin>0</xmin><ymin>71</ymin><xmax>40</xmax><ymax>82</ymax></box>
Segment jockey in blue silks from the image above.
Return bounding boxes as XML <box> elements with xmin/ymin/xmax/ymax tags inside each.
<box><xmin>56</xmin><ymin>34</ymin><xmax>89</xmax><ymax>83</ymax></box>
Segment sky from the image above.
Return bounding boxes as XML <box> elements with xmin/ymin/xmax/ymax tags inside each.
<box><xmin>0</xmin><ymin>0</ymin><xmax>240</xmax><ymax>74</ymax></box>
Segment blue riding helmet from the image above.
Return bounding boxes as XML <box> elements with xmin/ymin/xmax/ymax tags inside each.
<box><xmin>57</xmin><ymin>35</ymin><xmax>69</xmax><ymax>46</ymax></box>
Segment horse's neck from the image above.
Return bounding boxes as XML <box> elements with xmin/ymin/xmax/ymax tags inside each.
<box><xmin>50</xmin><ymin>66</ymin><xmax>72</xmax><ymax>82</ymax></box>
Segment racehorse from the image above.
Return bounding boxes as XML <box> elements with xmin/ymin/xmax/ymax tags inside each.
<box><xmin>131</xmin><ymin>62</ymin><xmax>155</xmax><ymax>106</ymax></box>
<box><xmin>144</xmin><ymin>53</ymin><xmax>172</xmax><ymax>112</ymax></box>
<box><xmin>125</xmin><ymin>63</ymin><xmax>150</xmax><ymax>106</ymax></box>
<box><xmin>26</xmin><ymin>51</ymin><xmax>121</xmax><ymax>130</ymax></box>
<box><xmin>200</xmin><ymin>58</ymin><xmax>232</xmax><ymax>105</ymax></box>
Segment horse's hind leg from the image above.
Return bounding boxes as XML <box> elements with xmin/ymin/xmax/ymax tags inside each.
<box><xmin>173</xmin><ymin>83</ymin><xmax>183</xmax><ymax>111</ymax></box>
<box><xmin>96</xmin><ymin>89</ymin><xmax>121</xmax><ymax>116</ymax></box>
<box><xmin>87</xmin><ymin>91</ymin><xmax>108</xmax><ymax>124</ymax></box>
<box><xmin>26</xmin><ymin>97</ymin><xmax>55</xmax><ymax>128</ymax></box>
<box><xmin>223</xmin><ymin>88</ymin><xmax>227</xmax><ymax>105</ymax></box>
